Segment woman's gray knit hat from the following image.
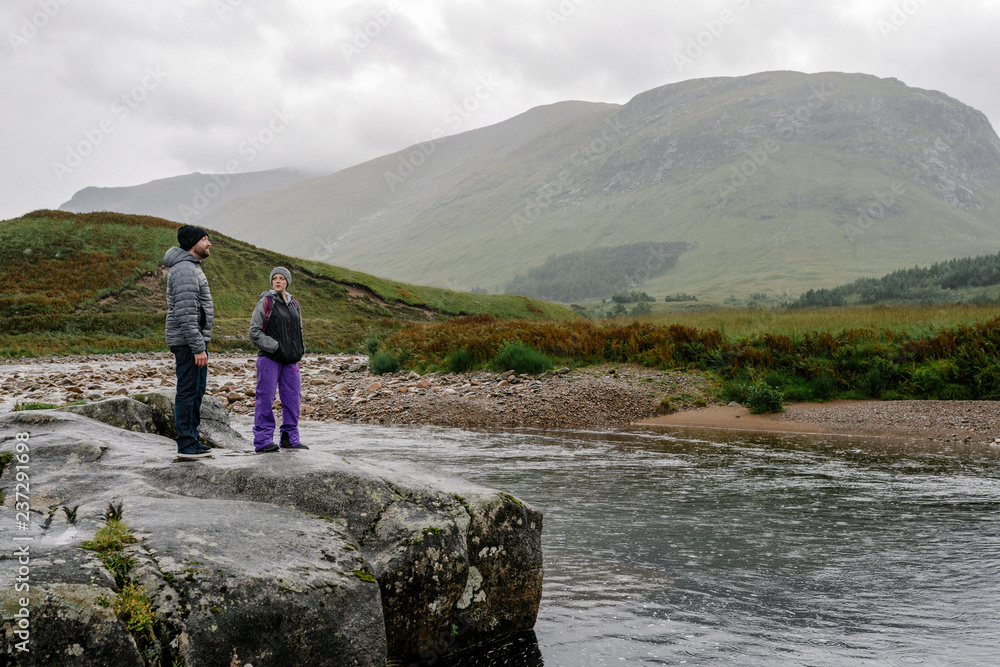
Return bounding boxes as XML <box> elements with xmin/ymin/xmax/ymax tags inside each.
<box><xmin>270</xmin><ymin>267</ymin><xmax>291</xmax><ymax>287</ymax></box>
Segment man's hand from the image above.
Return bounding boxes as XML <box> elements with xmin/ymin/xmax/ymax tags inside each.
<box><xmin>194</xmin><ymin>351</ymin><xmax>208</xmax><ymax>367</ymax></box>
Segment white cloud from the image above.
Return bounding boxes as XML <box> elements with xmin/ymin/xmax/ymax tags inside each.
<box><xmin>1</xmin><ymin>0</ymin><xmax>998</xmax><ymax>219</ymax></box>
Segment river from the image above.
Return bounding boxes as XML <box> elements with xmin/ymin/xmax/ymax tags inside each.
<box><xmin>249</xmin><ymin>419</ymin><xmax>1000</xmax><ymax>666</ymax></box>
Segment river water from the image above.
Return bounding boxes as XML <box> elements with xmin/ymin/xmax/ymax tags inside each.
<box><xmin>277</xmin><ymin>420</ymin><xmax>1000</xmax><ymax>666</ymax></box>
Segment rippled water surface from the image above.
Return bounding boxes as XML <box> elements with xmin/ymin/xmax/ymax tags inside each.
<box><xmin>279</xmin><ymin>419</ymin><xmax>1000</xmax><ymax>666</ymax></box>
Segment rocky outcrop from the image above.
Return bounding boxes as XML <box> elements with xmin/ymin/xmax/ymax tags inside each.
<box><xmin>0</xmin><ymin>409</ymin><xmax>542</xmax><ymax>665</ymax></box>
<box><xmin>56</xmin><ymin>392</ymin><xmax>247</xmax><ymax>450</ymax></box>
<box><xmin>132</xmin><ymin>390</ymin><xmax>246</xmax><ymax>449</ymax></box>
<box><xmin>57</xmin><ymin>396</ymin><xmax>158</xmax><ymax>434</ymax></box>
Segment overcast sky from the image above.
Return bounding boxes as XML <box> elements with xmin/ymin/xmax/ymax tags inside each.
<box><xmin>2</xmin><ymin>0</ymin><xmax>998</xmax><ymax>221</ymax></box>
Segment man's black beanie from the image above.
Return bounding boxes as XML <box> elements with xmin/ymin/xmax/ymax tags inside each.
<box><xmin>177</xmin><ymin>225</ymin><xmax>208</xmax><ymax>251</ymax></box>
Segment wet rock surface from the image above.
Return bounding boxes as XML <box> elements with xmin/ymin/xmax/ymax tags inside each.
<box><xmin>0</xmin><ymin>407</ymin><xmax>542</xmax><ymax>665</ymax></box>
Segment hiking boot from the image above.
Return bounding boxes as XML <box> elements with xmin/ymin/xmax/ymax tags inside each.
<box><xmin>280</xmin><ymin>433</ymin><xmax>307</xmax><ymax>449</ymax></box>
<box><xmin>255</xmin><ymin>443</ymin><xmax>279</xmax><ymax>453</ymax></box>
<box><xmin>177</xmin><ymin>446</ymin><xmax>213</xmax><ymax>460</ymax></box>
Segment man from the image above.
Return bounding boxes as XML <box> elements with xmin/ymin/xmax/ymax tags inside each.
<box><xmin>163</xmin><ymin>225</ymin><xmax>215</xmax><ymax>460</ymax></box>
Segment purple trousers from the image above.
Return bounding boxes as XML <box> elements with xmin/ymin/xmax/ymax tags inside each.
<box><xmin>253</xmin><ymin>355</ymin><xmax>301</xmax><ymax>449</ymax></box>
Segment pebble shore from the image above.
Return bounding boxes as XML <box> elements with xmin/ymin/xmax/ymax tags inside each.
<box><xmin>767</xmin><ymin>400</ymin><xmax>1000</xmax><ymax>443</ymax></box>
<box><xmin>0</xmin><ymin>352</ymin><xmax>715</xmax><ymax>429</ymax></box>
<box><xmin>3</xmin><ymin>352</ymin><xmax>999</xmax><ymax>442</ymax></box>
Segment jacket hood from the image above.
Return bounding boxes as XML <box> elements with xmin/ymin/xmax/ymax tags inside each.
<box><xmin>163</xmin><ymin>246</ymin><xmax>200</xmax><ymax>268</ymax></box>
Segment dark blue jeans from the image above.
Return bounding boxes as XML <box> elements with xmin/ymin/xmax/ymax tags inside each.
<box><xmin>171</xmin><ymin>346</ymin><xmax>208</xmax><ymax>450</ymax></box>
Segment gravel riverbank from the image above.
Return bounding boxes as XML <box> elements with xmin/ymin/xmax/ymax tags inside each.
<box><xmin>0</xmin><ymin>352</ymin><xmax>715</xmax><ymax>429</ymax></box>
<box><xmin>3</xmin><ymin>352</ymin><xmax>999</xmax><ymax>442</ymax></box>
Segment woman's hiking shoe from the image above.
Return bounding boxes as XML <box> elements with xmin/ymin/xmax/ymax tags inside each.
<box><xmin>255</xmin><ymin>443</ymin><xmax>279</xmax><ymax>453</ymax></box>
<box><xmin>177</xmin><ymin>446</ymin><xmax>213</xmax><ymax>460</ymax></box>
<box><xmin>280</xmin><ymin>433</ymin><xmax>308</xmax><ymax>449</ymax></box>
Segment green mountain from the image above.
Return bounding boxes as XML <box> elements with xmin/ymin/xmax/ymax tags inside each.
<box><xmin>59</xmin><ymin>167</ymin><xmax>317</xmax><ymax>222</ymax></box>
<box><xmin>0</xmin><ymin>211</ymin><xmax>572</xmax><ymax>357</ymax></box>
<box><xmin>200</xmin><ymin>71</ymin><xmax>1000</xmax><ymax>301</ymax></box>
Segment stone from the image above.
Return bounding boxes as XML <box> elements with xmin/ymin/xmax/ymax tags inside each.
<box><xmin>0</xmin><ymin>583</ymin><xmax>142</xmax><ymax>666</ymax></box>
<box><xmin>0</xmin><ymin>409</ymin><xmax>542</xmax><ymax>665</ymax></box>
<box><xmin>57</xmin><ymin>396</ymin><xmax>157</xmax><ymax>434</ymax></box>
<box><xmin>132</xmin><ymin>390</ymin><xmax>247</xmax><ymax>450</ymax></box>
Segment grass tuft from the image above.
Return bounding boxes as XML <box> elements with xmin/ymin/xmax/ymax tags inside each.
<box><xmin>489</xmin><ymin>340</ymin><xmax>553</xmax><ymax>375</ymax></box>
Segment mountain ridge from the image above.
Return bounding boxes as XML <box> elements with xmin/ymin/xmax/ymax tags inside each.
<box><xmin>57</xmin><ymin>71</ymin><xmax>1000</xmax><ymax>301</ymax></box>
<box><xmin>202</xmin><ymin>70</ymin><xmax>1000</xmax><ymax>299</ymax></box>
<box><xmin>59</xmin><ymin>167</ymin><xmax>318</xmax><ymax>223</ymax></box>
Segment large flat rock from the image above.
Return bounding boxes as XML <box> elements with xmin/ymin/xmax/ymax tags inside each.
<box><xmin>0</xmin><ymin>409</ymin><xmax>542</xmax><ymax>665</ymax></box>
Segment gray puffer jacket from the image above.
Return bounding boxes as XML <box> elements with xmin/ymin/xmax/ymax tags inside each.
<box><xmin>163</xmin><ymin>246</ymin><xmax>214</xmax><ymax>352</ymax></box>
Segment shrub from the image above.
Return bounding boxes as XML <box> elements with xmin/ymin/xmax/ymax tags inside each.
<box><xmin>858</xmin><ymin>357</ymin><xmax>895</xmax><ymax>399</ymax></box>
<box><xmin>940</xmin><ymin>384</ymin><xmax>972</xmax><ymax>400</ymax></box>
<box><xmin>630</xmin><ymin>301</ymin><xmax>652</xmax><ymax>316</ymax></box>
<box><xmin>448</xmin><ymin>348</ymin><xmax>475</xmax><ymax>374</ymax></box>
<box><xmin>720</xmin><ymin>379</ymin><xmax>751</xmax><ymax>404</ymax></box>
<box><xmin>489</xmin><ymin>341</ymin><xmax>554</xmax><ymax>375</ymax></box>
<box><xmin>657</xmin><ymin>396</ymin><xmax>676</xmax><ymax>414</ymax></box>
<box><xmin>809</xmin><ymin>373</ymin><xmax>836</xmax><ymax>401</ymax></box>
<box><xmin>745</xmin><ymin>382</ymin><xmax>784</xmax><ymax>414</ymax></box>
<box><xmin>910</xmin><ymin>360</ymin><xmax>951</xmax><ymax>397</ymax></box>
<box><xmin>782</xmin><ymin>378</ymin><xmax>815</xmax><ymax>403</ymax></box>
<box><xmin>368</xmin><ymin>351</ymin><xmax>399</xmax><ymax>375</ymax></box>
<box><xmin>364</xmin><ymin>336</ymin><xmax>380</xmax><ymax>356</ymax></box>
<box><xmin>762</xmin><ymin>370</ymin><xmax>788</xmax><ymax>389</ymax></box>
<box><xmin>114</xmin><ymin>582</ymin><xmax>156</xmax><ymax>638</ymax></box>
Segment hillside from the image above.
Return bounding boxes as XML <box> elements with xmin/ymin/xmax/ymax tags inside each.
<box><xmin>0</xmin><ymin>211</ymin><xmax>572</xmax><ymax>357</ymax></box>
<box><xmin>59</xmin><ymin>167</ymin><xmax>316</xmax><ymax>223</ymax></box>
<box><xmin>197</xmin><ymin>71</ymin><xmax>1000</xmax><ymax>301</ymax></box>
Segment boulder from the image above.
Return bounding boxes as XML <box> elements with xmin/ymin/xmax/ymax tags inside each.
<box><xmin>56</xmin><ymin>397</ymin><xmax>157</xmax><ymax>434</ymax></box>
<box><xmin>133</xmin><ymin>390</ymin><xmax>246</xmax><ymax>449</ymax></box>
<box><xmin>0</xmin><ymin>408</ymin><xmax>542</xmax><ymax>665</ymax></box>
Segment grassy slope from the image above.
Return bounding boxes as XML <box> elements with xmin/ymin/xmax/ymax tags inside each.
<box><xmin>0</xmin><ymin>211</ymin><xmax>572</xmax><ymax>357</ymax></box>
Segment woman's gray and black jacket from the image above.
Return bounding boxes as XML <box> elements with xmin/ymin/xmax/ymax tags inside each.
<box><xmin>163</xmin><ymin>246</ymin><xmax>214</xmax><ymax>353</ymax></box>
<box><xmin>249</xmin><ymin>289</ymin><xmax>304</xmax><ymax>364</ymax></box>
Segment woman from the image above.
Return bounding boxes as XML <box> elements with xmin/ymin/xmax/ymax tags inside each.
<box><xmin>249</xmin><ymin>267</ymin><xmax>308</xmax><ymax>452</ymax></box>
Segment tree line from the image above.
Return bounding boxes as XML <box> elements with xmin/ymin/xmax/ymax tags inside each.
<box><xmin>505</xmin><ymin>242</ymin><xmax>690</xmax><ymax>302</ymax></box>
<box><xmin>792</xmin><ymin>252</ymin><xmax>1000</xmax><ymax>307</ymax></box>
